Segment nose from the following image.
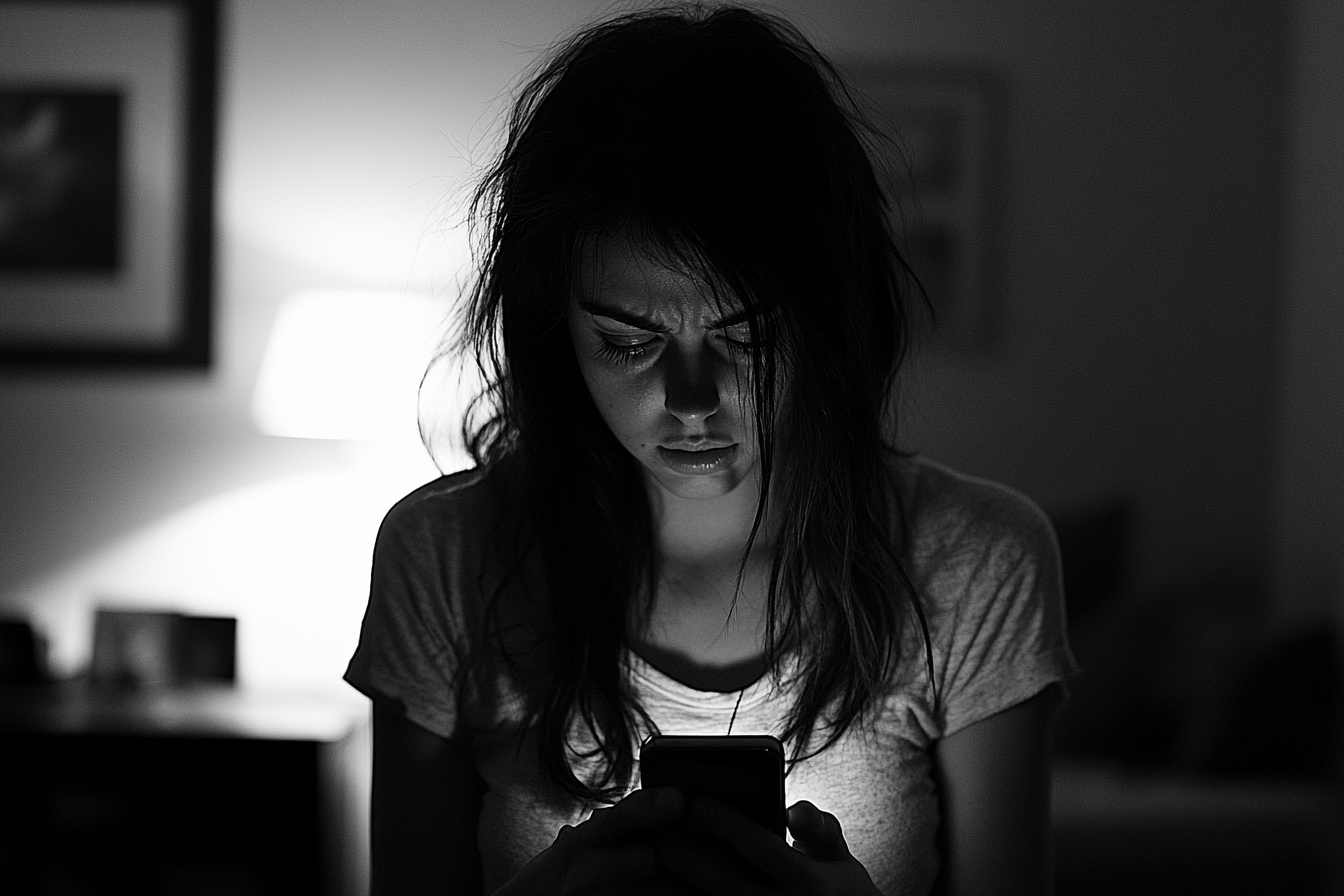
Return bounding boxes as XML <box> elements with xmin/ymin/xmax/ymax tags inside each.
<box><xmin>663</xmin><ymin>342</ymin><xmax>720</xmax><ymax>425</ymax></box>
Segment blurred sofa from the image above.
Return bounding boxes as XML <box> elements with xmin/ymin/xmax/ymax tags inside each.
<box><xmin>1047</xmin><ymin>500</ymin><xmax>1342</xmax><ymax>895</ymax></box>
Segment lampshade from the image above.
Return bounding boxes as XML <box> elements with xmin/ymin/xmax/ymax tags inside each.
<box><xmin>251</xmin><ymin>290</ymin><xmax>450</xmax><ymax>442</ymax></box>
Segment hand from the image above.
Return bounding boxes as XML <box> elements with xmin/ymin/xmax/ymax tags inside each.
<box><xmin>653</xmin><ymin>797</ymin><xmax>882</xmax><ymax>895</ymax></box>
<box><xmin>491</xmin><ymin>787</ymin><xmax>696</xmax><ymax>895</ymax></box>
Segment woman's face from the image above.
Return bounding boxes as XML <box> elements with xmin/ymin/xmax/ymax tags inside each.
<box><xmin>568</xmin><ymin>236</ymin><xmax>764</xmax><ymax>502</ymax></box>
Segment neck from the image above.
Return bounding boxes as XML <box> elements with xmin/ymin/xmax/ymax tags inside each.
<box><xmin>635</xmin><ymin>469</ymin><xmax>779</xmax><ymax>690</ymax></box>
<box><xmin>646</xmin><ymin>469</ymin><xmax>773</xmax><ymax>570</ymax></box>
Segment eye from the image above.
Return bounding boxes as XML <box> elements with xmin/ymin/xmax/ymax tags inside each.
<box><xmin>716</xmin><ymin>322</ymin><xmax>758</xmax><ymax>354</ymax></box>
<box><xmin>583</xmin><ymin>309</ymin><xmax>659</xmax><ymax>366</ymax></box>
<box><xmin>593</xmin><ymin>334</ymin><xmax>657</xmax><ymax>366</ymax></box>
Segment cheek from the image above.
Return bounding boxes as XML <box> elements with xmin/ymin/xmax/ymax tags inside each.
<box><xmin>579</xmin><ymin>365</ymin><xmax>663</xmax><ymax>444</ymax></box>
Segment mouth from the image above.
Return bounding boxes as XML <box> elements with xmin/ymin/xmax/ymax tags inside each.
<box><xmin>656</xmin><ymin>444</ymin><xmax>739</xmax><ymax>475</ymax></box>
<box><xmin>660</xmin><ymin>439</ymin><xmax>735</xmax><ymax>452</ymax></box>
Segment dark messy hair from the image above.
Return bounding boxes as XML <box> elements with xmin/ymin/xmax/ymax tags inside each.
<box><xmin>455</xmin><ymin>2</ymin><xmax>933</xmax><ymax>802</ymax></box>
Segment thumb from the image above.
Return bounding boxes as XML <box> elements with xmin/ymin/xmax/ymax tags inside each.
<box><xmin>787</xmin><ymin>801</ymin><xmax>850</xmax><ymax>861</ymax></box>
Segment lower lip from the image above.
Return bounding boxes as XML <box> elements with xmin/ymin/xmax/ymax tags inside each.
<box><xmin>657</xmin><ymin>445</ymin><xmax>738</xmax><ymax>475</ymax></box>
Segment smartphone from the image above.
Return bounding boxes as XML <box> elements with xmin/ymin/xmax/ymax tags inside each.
<box><xmin>639</xmin><ymin>734</ymin><xmax>786</xmax><ymax>838</ymax></box>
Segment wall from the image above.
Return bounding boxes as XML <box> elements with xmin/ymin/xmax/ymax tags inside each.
<box><xmin>1270</xmin><ymin>0</ymin><xmax>1344</xmax><ymax>628</ymax></box>
<box><xmin>0</xmin><ymin>1</ymin><xmax>1312</xmax><ymax>687</ymax></box>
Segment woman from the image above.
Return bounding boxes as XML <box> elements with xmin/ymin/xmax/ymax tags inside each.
<box><xmin>346</xmin><ymin>5</ymin><xmax>1075</xmax><ymax>894</ymax></box>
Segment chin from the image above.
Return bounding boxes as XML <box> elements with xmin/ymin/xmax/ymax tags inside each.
<box><xmin>646</xmin><ymin>465</ymin><xmax>751</xmax><ymax>501</ymax></box>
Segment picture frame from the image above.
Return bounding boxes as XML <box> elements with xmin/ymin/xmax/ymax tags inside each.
<box><xmin>844</xmin><ymin>66</ymin><xmax>1001</xmax><ymax>352</ymax></box>
<box><xmin>0</xmin><ymin>0</ymin><xmax>218</xmax><ymax>368</ymax></box>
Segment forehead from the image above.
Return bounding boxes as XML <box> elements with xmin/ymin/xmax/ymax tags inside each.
<box><xmin>575</xmin><ymin>234</ymin><xmax>740</xmax><ymax>322</ymax></box>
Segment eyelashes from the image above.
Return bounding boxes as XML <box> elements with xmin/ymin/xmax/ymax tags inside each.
<box><xmin>592</xmin><ymin>333</ymin><xmax>756</xmax><ymax>367</ymax></box>
<box><xmin>593</xmin><ymin>337</ymin><xmax>653</xmax><ymax>365</ymax></box>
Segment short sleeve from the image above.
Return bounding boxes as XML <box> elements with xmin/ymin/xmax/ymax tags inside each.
<box><xmin>919</xmin><ymin>476</ymin><xmax>1078</xmax><ymax>738</ymax></box>
<box><xmin>344</xmin><ymin>476</ymin><xmax>480</xmax><ymax>740</ymax></box>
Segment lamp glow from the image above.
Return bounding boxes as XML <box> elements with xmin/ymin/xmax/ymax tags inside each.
<box><xmin>251</xmin><ymin>290</ymin><xmax>448</xmax><ymax>443</ymax></box>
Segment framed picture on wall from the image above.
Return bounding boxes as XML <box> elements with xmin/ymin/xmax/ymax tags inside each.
<box><xmin>844</xmin><ymin>66</ymin><xmax>1001</xmax><ymax>352</ymax></box>
<box><xmin>0</xmin><ymin>0</ymin><xmax>218</xmax><ymax>368</ymax></box>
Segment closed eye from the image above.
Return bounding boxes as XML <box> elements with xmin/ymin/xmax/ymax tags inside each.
<box><xmin>717</xmin><ymin>320</ymin><xmax>773</xmax><ymax>357</ymax></box>
<box><xmin>719</xmin><ymin>322</ymin><xmax>754</xmax><ymax>344</ymax></box>
<box><xmin>594</xmin><ymin>333</ymin><xmax>657</xmax><ymax>365</ymax></box>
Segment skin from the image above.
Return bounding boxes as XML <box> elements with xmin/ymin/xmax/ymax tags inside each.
<box><xmin>370</xmin><ymin>235</ymin><xmax>1060</xmax><ymax>894</ymax></box>
<box><xmin>567</xmin><ymin>235</ymin><xmax>778</xmax><ymax>689</ymax></box>
<box><xmin>566</xmin><ymin>236</ymin><xmax>766</xmax><ymax>514</ymax></box>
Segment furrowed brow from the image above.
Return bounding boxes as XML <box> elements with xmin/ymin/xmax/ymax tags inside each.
<box><xmin>578</xmin><ymin>301</ymin><xmax>669</xmax><ymax>332</ymax></box>
<box><xmin>709</xmin><ymin>304</ymin><xmax>778</xmax><ymax>330</ymax></box>
<box><xmin>708</xmin><ymin>308</ymin><xmax>753</xmax><ymax>329</ymax></box>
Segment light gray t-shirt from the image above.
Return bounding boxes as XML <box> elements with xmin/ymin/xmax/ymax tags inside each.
<box><xmin>345</xmin><ymin>454</ymin><xmax>1076</xmax><ymax>895</ymax></box>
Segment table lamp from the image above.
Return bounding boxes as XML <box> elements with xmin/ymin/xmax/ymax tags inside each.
<box><xmin>251</xmin><ymin>289</ymin><xmax>475</xmax><ymax>475</ymax></box>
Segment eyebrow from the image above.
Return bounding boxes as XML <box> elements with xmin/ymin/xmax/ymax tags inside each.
<box><xmin>578</xmin><ymin>301</ymin><xmax>757</xmax><ymax>331</ymax></box>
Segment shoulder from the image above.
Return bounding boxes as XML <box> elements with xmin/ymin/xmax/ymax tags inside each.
<box><xmin>888</xmin><ymin>453</ymin><xmax>1058</xmax><ymax>582</ymax></box>
<box><xmin>367</xmin><ymin>457</ymin><xmax>536</xmax><ymax>645</ymax></box>
<box><xmin>885</xmin><ymin>455</ymin><xmax>1076</xmax><ymax>733</ymax></box>
<box><xmin>347</xmin><ymin>456</ymin><xmax>537</xmax><ymax>734</ymax></box>
<box><xmin>885</xmin><ymin>453</ymin><xmax>1067</xmax><ymax>662</ymax></box>
<box><xmin>379</xmin><ymin>464</ymin><xmax>497</xmax><ymax>538</ymax></box>
<box><xmin>375</xmin><ymin>458</ymin><xmax>524</xmax><ymax>560</ymax></box>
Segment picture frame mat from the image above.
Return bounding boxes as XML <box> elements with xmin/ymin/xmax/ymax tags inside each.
<box><xmin>845</xmin><ymin>65</ymin><xmax>1000</xmax><ymax>351</ymax></box>
<box><xmin>0</xmin><ymin>0</ymin><xmax>215</xmax><ymax>367</ymax></box>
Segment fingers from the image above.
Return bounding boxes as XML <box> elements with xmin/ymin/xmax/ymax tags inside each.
<box><xmin>652</xmin><ymin>796</ymin><xmax>868</xmax><ymax>895</ymax></box>
<box><xmin>562</xmin><ymin>843</ymin><xmax>660</xmax><ymax>892</ymax></box>
<box><xmin>654</xmin><ymin>824</ymin><xmax>775</xmax><ymax>896</ymax></box>
<box><xmin>685</xmin><ymin>794</ymin><xmax>788</xmax><ymax>852</ymax></box>
<box><xmin>575</xmin><ymin>787</ymin><xmax>685</xmax><ymax>846</ymax></box>
<box><xmin>786</xmin><ymin>801</ymin><xmax>851</xmax><ymax>862</ymax></box>
<box><xmin>684</xmin><ymin>795</ymin><xmax>853</xmax><ymax>865</ymax></box>
<box><xmin>681</xmin><ymin>794</ymin><xmax>800</xmax><ymax>883</ymax></box>
<box><xmin>643</xmin><ymin>796</ymin><xmax>873</xmax><ymax>896</ymax></box>
<box><xmin>527</xmin><ymin>789</ymin><xmax>685</xmax><ymax>894</ymax></box>
<box><xmin>585</xmin><ymin>873</ymin><xmax>701</xmax><ymax>896</ymax></box>
<box><xmin>497</xmin><ymin>790</ymin><xmax>686</xmax><ymax>896</ymax></box>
